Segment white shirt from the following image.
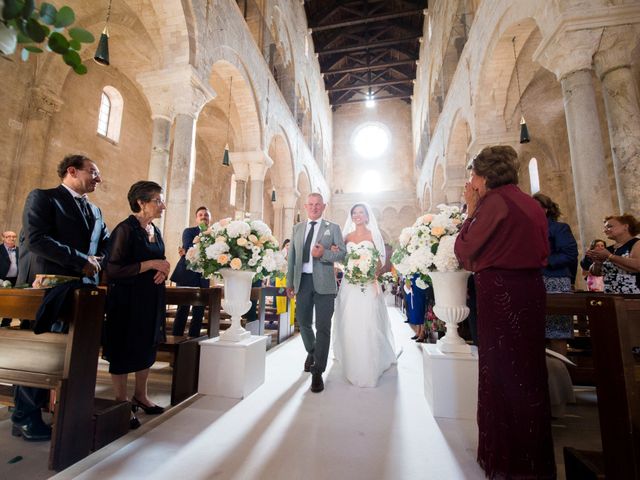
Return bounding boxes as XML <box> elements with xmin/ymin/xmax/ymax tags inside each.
<box><xmin>302</xmin><ymin>218</ymin><xmax>323</xmax><ymax>274</ymax></box>
<box><xmin>4</xmin><ymin>244</ymin><xmax>17</xmax><ymax>278</ymax></box>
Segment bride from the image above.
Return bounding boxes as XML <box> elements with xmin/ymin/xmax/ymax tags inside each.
<box><xmin>332</xmin><ymin>203</ymin><xmax>397</xmax><ymax>387</ymax></box>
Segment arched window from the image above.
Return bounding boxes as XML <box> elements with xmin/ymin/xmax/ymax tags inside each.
<box><xmin>529</xmin><ymin>157</ymin><xmax>540</xmax><ymax>194</ymax></box>
<box><xmin>229</xmin><ymin>174</ymin><xmax>237</xmax><ymax>206</ymax></box>
<box><xmin>351</xmin><ymin>122</ymin><xmax>390</xmax><ymax>159</ymax></box>
<box><xmin>97</xmin><ymin>86</ymin><xmax>123</xmax><ymax>142</ymax></box>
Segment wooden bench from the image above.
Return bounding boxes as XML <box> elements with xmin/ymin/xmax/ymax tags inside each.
<box><xmin>546</xmin><ymin>293</ymin><xmax>640</xmax><ymax>479</ymax></box>
<box><xmin>256</xmin><ymin>286</ymin><xmax>294</xmax><ymax>344</ymax></box>
<box><xmin>162</xmin><ymin>287</ymin><xmax>222</xmax><ymax>405</ymax></box>
<box><xmin>0</xmin><ymin>287</ymin><xmax>105</xmax><ymax>471</ymax></box>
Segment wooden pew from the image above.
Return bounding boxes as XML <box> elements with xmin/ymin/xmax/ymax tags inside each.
<box><xmin>0</xmin><ymin>287</ymin><xmax>105</xmax><ymax>471</ymax></box>
<box><xmin>162</xmin><ymin>287</ymin><xmax>222</xmax><ymax>405</ymax></box>
<box><xmin>256</xmin><ymin>286</ymin><xmax>293</xmax><ymax>344</ymax></box>
<box><xmin>546</xmin><ymin>293</ymin><xmax>640</xmax><ymax>479</ymax></box>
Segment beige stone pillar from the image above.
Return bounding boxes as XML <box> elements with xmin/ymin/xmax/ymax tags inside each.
<box><xmin>229</xmin><ymin>152</ymin><xmax>250</xmax><ymax>218</ymax></box>
<box><xmin>148</xmin><ymin>116</ymin><xmax>172</xmax><ymax>192</ymax></box>
<box><xmin>535</xmin><ymin>30</ymin><xmax>614</xmax><ymax>251</ymax></box>
<box><xmin>275</xmin><ymin>188</ymin><xmax>299</xmax><ymax>241</ymax></box>
<box><xmin>229</xmin><ymin>150</ymin><xmax>273</xmax><ymax>220</ymax></box>
<box><xmin>149</xmin><ymin>66</ymin><xmax>215</xmax><ymax>272</ymax></box>
<box><xmin>594</xmin><ymin>27</ymin><xmax>640</xmax><ymax>215</ymax></box>
<box><xmin>6</xmin><ymin>87</ymin><xmax>63</xmax><ymax>229</ymax></box>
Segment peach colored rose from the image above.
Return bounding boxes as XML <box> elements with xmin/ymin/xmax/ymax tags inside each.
<box><xmin>215</xmin><ymin>236</ymin><xmax>226</xmax><ymax>243</ymax></box>
<box><xmin>230</xmin><ymin>258</ymin><xmax>242</xmax><ymax>270</ymax></box>
<box><xmin>452</xmin><ymin>218</ymin><xmax>461</xmax><ymax>225</ymax></box>
<box><xmin>236</xmin><ymin>237</ymin><xmax>248</xmax><ymax>246</ymax></box>
<box><xmin>219</xmin><ymin>218</ymin><xmax>231</xmax><ymax>227</ymax></box>
<box><xmin>217</xmin><ymin>254</ymin><xmax>230</xmax><ymax>265</ymax></box>
<box><xmin>248</xmin><ymin>234</ymin><xmax>258</xmax><ymax>243</ymax></box>
<box><xmin>193</xmin><ymin>236</ymin><xmax>201</xmax><ymax>243</ymax></box>
<box><xmin>422</xmin><ymin>214</ymin><xmax>433</xmax><ymax>223</ymax></box>
<box><xmin>431</xmin><ymin>226</ymin><xmax>445</xmax><ymax>237</ymax></box>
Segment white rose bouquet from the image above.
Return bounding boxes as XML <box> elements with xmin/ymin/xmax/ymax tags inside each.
<box><xmin>391</xmin><ymin>204</ymin><xmax>466</xmax><ymax>284</ymax></box>
<box><xmin>378</xmin><ymin>271</ymin><xmax>397</xmax><ymax>292</ymax></box>
<box><xmin>343</xmin><ymin>243</ymin><xmax>380</xmax><ymax>291</ymax></box>
<box><xmin>186</xmin><ymin>218</ymin><xmax>287</xmax><ymax>281</ymax></box>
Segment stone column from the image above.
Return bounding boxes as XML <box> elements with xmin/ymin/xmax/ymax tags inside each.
<box><xmin>535</xmin><ymin>30</ymin><xmax>614</xmax><ymax>252</ymax></box>
<box><xmin>230</xmin><ymin>150</ymin><xmax>273</xmax><ymax>220</ymax></box>
<box><xmin>144</xmin><ymin>66</ymin><xmax>215</xmax><ymax>272</ymax></box>
<box><xmin>279</xmin><ymin>188</ymin><xmax>299</xmax><ymax>241</ymax></box>
<box><xmin>6</xmin><ymin>87</ymin><xmax>63</xmax><ymax>230</ymax></box>
<box><xmin>594</xmin><ymin>27</ymin><xmax>640</xmax><ymax>215</ymax></box>
<box><xmin>148</xmin><ymin>116</ymin><xmax>172</xmax><ymax>192</ymax></box>
<box><xmin>229</xmin><ymin>152</ymin><xmax>250</xmax><ymax>218</ymax></box>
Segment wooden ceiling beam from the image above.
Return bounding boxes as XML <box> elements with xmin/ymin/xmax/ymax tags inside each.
<box><xmin>323</xmin><ymin>60</ymin><xmax>416</xmax><ymax>75</ymax></box>
<box><xmin>318</xmin><ymin>35</ymin><xmax>421</xmax><ymax>55</ymax></box>
<box><xmin>327</xmin><ymin>79</ymin><xmax>414</xmax><ymax>92</ymax></box>
<box><xmin>310</xmin><ymin>8</ymin><xmax>425</xmax><ymax>32</ymax></box>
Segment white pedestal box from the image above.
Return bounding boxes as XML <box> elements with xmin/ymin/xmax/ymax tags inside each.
<box><xmin>198</xmin><ymin>335</ymin><xmax>268</xmax><ymax>399</ymax></box>
<box><xmin>421</xmin><ymin>344</ymin><xmax>479</xmax><ymax>420</ymax></box>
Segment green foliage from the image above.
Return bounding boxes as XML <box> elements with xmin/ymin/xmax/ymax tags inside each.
<box><xmin>1</xmin><ymin>0</ymin><xmax>95</xmax><ymax>74</ymax></box>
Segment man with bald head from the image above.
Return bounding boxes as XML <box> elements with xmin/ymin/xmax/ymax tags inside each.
<box><xmin>0</xmin><ymin>230</ymin><xmax>18</xmax><ymax>327</ymax></box>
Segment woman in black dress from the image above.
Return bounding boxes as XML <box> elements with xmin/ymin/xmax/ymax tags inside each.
<box><xmin>104</xmin><ymin>181</ymin><xmax>170</xmax><ymax>427</ymax></box>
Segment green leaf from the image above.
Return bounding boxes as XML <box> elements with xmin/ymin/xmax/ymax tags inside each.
<box><xmin>21</xmin><ymin>0</ymin><xmax>34</xmax><ymax>19</ymax></box>
<box><xmin>16</xmin><ymin>30</ymin><xmax>33</xmax><ymax>44</ymax></box>
<box><xmin>2</xmin><ymin>0</ymin><xmax>25</xmax><ymax>20</ymax></box>
<box><xmin>47</xmin><ymin>31</ymin><xmax>69</xmax><ymax>53</ymax></box>
<box><xmin>54</xmin><ymin>6</ymin><xmax>75</xmax><ymax>28</ymax></box>
<box><xmin>69</xmin><ymin>27</ymin><xmax>94</xmax><ymax>43</ymax></box>
<box><xmin>69</xmin><ymin>39</ymin><xmax>80</xmax><ymax>50</ymax></box>
<box><xmin>25</xmin><ymin>17</ymin><xmax>46</xmax><ymax>42</ymax></box>
<box><xmin>24</xmin><ymin>45</ymin><xmax>43</xmax><ymax>52</ymax></box>
<box><xmin>62</xmin><ymin>48</ymin><xmax>80</xmax><ymax>67</ymax></box>
<box><xmin>38</xmin><ymin>3</ymin><xmax>57</xmax><ymax>25</ymax></box>
<box><xmin>73</xmin><ymin>63</ymin><xmax>88</xmax><ymax>75</ymax></box>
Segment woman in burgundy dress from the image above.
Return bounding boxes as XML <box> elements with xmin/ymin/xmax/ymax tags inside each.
<box><xmin>454</xmin><ymin>146</ymin><xmax>556</xmax><ymax>479</ymax></box>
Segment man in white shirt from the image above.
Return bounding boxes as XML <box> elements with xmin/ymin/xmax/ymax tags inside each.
<box><xmin>0</xmin><ymin>230</ymin><xmax>18</xmax><ymax>327</ymax></box>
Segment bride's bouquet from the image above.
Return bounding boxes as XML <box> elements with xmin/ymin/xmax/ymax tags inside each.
<box><xmin>378</xmin><ymin>271</ymin><xmax>397</xmax><ymax>292</ymax></box>
<box><xmin>186</xmin><ymin>218</ymin><xmax>287</xmax><ymax>281</ymax></box>
<box><xmin>343</xmin><ymin>243</ymin><xmax>380</xmax><ymax>291</ymax></box>
<box><xmin>391</xmin><ymin>204</ymin><xmax>465</xmax><ymax>287</ymax></box>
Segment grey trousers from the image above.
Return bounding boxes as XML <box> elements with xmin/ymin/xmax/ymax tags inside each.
<box><xmin>296</xmin><ymin>273</ymin><xmax>336</xmax><ymax>374</ymax></box>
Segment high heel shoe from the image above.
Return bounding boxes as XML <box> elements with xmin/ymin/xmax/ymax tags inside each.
<box><xmin>411</xmin><ymin>335</ymin><xmax>418</xmax><ymax>340</ymax></box>
<box><xmin>131</xmin><ymin>396</ymin><xmax>165</xmax><ymax>415</ymax></box>
<box><xmin>130</xmin><ymin>413</ymin><xmax>141</xmax><ymax>430</ymax></box>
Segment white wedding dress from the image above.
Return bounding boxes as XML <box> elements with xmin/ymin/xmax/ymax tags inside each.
<box><xmin>332</xmin><ymin>241</ymin><xmax>398</xmax><ymax>387</ymax></box>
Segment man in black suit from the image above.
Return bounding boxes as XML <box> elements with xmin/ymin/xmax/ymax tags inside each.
<box><xmin>170</xmin><ymin>206</ymin><xmax>211</xmax><ymax>337</ymax></box>
<box><xmin>12</xmin><ymin>154</ymin><xmax>110</xmax><ymax>441</ymax></box>
<box><xmin>0</xmin><ymin>230</ymin><xmax>18</xmax><ymax>327</ymax></box>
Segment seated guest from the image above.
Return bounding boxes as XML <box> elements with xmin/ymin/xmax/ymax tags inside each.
<box><xmin>170</xmin><ymin>206</ymin><xmax>211</xmax><ymax>337</ymax></box>
<box><xmin>103</xmin><ymin>181</ymin><xmax>170</xmax><ymax>429</ymax></box>
<box><xmin>586</xmin><ymin>214</ymin><xmax>640</xmax><ymax>294</ymax></box>
<box><xmin>533</xmin><ymin>193</ymin><xmax>578</xmax><ymax>356</ymax></box>
<box><xmin>455</xmin><ymin>145</ymin><xmax>555</xmax><ymax>479</ymax></box>
<box><xmin>1</xmin><ymin>230</ymin><xmax>18</xmax><ymax>327</ymax></box>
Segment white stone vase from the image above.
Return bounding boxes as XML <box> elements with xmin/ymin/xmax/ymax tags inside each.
<box><xmin>218</xmin><ymin>268</ymin><xmax>255</xmax><ymax>342</ymax></box>
<box><xmin>429</xmin><ymin>270</ymin><xmax>472</xmax><ymax>354</ymax></box>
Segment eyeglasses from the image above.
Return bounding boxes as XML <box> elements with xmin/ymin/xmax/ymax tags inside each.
<box><xmin>79</xmin><ymin>168</ymin><xmax>101</xmax><ymax>178</ymax></box>
<box><xmin>150</xmin><ymin>198</ymin><xmax>165</xmax><ymax>206</ymax></box>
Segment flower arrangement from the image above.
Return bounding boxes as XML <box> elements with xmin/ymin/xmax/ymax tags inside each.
<box><xmin>343</xmin><ymin>243</ymin><xmax>380</xmax><ymax>290</ymax></box>
<box><xmin>186</xmin><ymin>218</ymin><xmax>287</xmax><ymax>281</ymax></box>
<box><xmin>391</xmin><ymin>204</ymin><xmax>466</xmax><ymax>284</ymax></box>
<box><xmin>1</xmin><ymin>279</ymin><xmax>12</xmax><ymax>288</ymax></box>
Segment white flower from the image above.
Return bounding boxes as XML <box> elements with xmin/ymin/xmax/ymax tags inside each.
<box><xmin>205</xmin><ymin>242</ymin><xmax>229</xmax><ymax>259</ymax></box>
<box><xmin>250</xmin><ymin>220</ymin><xmax>271</xmax><ymax>237</ymax></box>
<box><xmin>226</xmin><ymin>220</ymin><xmax>251</xmax><ymax>238</ymax></box>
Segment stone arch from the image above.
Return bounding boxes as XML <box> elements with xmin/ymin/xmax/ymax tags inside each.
<box><xmin>432</xmin><ymin>162</ymin><xmax>446</xmax><ymax>208</ymax></box>
<box><xmin>444</xmin><ymin>111</ymin><xmax>471</xmax><ymax>203</ymax></box>
<box><xmin>422</xmin><ymin>185</ymin><xmax>432</xmax><ymax>212</ymax></box>
<box><xmin>266</xmin><ymin>129</ymin><xmax>295</xmax><ymax>193</ymax></box>
<box><xmin>207</xmin><ymin>57</ymin><xmax>262</xmax><ymax>151</ymax></box>
<box><xmin>295</xmin><ymin>167</ymin><xmax>312</xmax><ymax>221</ymax></box>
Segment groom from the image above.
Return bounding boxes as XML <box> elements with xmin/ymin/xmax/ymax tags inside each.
<box><xmin>287</xmin><ymin>193</ymin><xmax>346</xmax><ymax>392</ymax></box>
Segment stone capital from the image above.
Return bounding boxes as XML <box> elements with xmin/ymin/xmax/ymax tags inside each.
<box><xmin>276</xmin><ymin>188</ymin><xmax>299</xmax><ymax>209</ymax></box>
<box><xmin>594</xmin><ymin>25</ymin><xmax>640</xmax><ymax>80</ymax></box>
<box><xmin>229</xmin><ymin>150</ymin><xmax>273</xmax><ymax>181</ymax></box>
<box><xmin>137</xmin><ymin>65</ymin><xmax>216</xmax><ymax>120</ymax></box>
<box><xmin>534</xmin><ymin>29</ymin><xmax>600</xmax><ymax>81</ymax></box>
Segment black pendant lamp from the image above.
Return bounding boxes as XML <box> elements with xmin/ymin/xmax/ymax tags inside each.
<box><xmin>271</xmin><ymin>189</ymin><xmax>276</xmax><ymax>202</ymax></box>
<box><xmin>222</xmin><ymin>76</ymin><xmax>233</xmax><ymax>166</ymax></box>
<box><xmin>512</xmin><ymin>37</ymin><xmax>530</xmax><ymax>144</ymax></box>
<box><xmin>94</xmin><ymin>0</ymin><xmax>112</xmax><ymax>66</ymax></box>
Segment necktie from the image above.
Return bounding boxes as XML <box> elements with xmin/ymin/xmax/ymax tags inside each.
<box><xmin>76</xmin><ymin>197</ymin><xmax>94</xmax><ymax>229</ymax></box>
<box><xmin>302</xmin><ymin>221</ymin><xmax>317</xmax><ymax>263</ymax></box>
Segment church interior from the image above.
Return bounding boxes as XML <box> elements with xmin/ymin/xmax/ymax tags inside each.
<box><xmin>1</xmin><ymin>0</ymin><xmax>639</xmax><ymax>478</ymax></box>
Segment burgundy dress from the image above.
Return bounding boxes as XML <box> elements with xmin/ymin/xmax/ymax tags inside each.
<box><xmin>455</xmin><ymin>184</ymin><xmax>556</xmax><ymax>479</ymax></box>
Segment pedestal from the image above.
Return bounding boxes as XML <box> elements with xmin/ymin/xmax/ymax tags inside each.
<box><xmin>198</xmin><ymin>335</ymin><xmax>268</xmax><ymax>399</ymax></box>
<box><xmin>421</xmin><ymin>343</ymin><xmax>478</xmax><ymax>419</ymax></box>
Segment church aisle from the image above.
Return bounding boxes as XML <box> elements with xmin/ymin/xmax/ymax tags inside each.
<box><xmin>54</xmin><ymin>308</ymin><xmax>484</xmax><ymax>480</ymax></box>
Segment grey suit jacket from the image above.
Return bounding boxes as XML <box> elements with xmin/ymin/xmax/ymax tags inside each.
<box><xmin>287</xmin><ymin>219</ymin><xmax>346</xmax><ymax>295</ymax></box>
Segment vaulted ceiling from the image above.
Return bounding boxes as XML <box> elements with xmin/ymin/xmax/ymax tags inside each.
<box><xmin>304</xmin><ymin>0</ymin><xmax>428</xmax><ymax>109</ymax></box>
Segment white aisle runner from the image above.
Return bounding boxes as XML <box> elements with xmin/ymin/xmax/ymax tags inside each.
<box><xmin>54</xmin><ymin>308</ymin><xmax>484</xmax><ymax>480</ymax></box>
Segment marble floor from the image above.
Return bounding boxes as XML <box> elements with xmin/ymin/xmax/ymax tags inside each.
<box><xmin>1</xmin><ymin>307</ymin><xmax>601</xmax><ymax>480</ymax></box>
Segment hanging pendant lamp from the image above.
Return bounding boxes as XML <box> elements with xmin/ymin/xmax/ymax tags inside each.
<box><xmin>94</xmin><ymin>0</ymin><xmax>112</xmax><ymax>65</ymax></box>
<box><xmin>512</xmin><ymin>37</ymin><xmax>530</xmax><ymax>144</ymax></box>
<box><xmin>223</xmin><ymin>76</ymin><xmax>233</xmax><ymax>166</ymax></box>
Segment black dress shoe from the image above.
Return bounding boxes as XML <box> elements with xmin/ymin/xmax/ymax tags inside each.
<box><xmin>11</xmin><ymin>421</ymin><xmax>52</xmax><ymax>442</ymax></box>
<box><xmin>131</xmin><ymin>396</ymin><xmax>164</xmax><ymax>415</ymax></box>
<box><xmin>310</xmin><ymin>372</ymin><xmax>324</xmax><ymax>393</ymax></box>
<box><xmin>304</xmin><ymin>353</ymin><xmax>315</xmax><ymax>372</ymax></box>
<box><xmin>411</xmin><ymin>335</ymin><xmax>418</xmax><ymax>340</ymax></box>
